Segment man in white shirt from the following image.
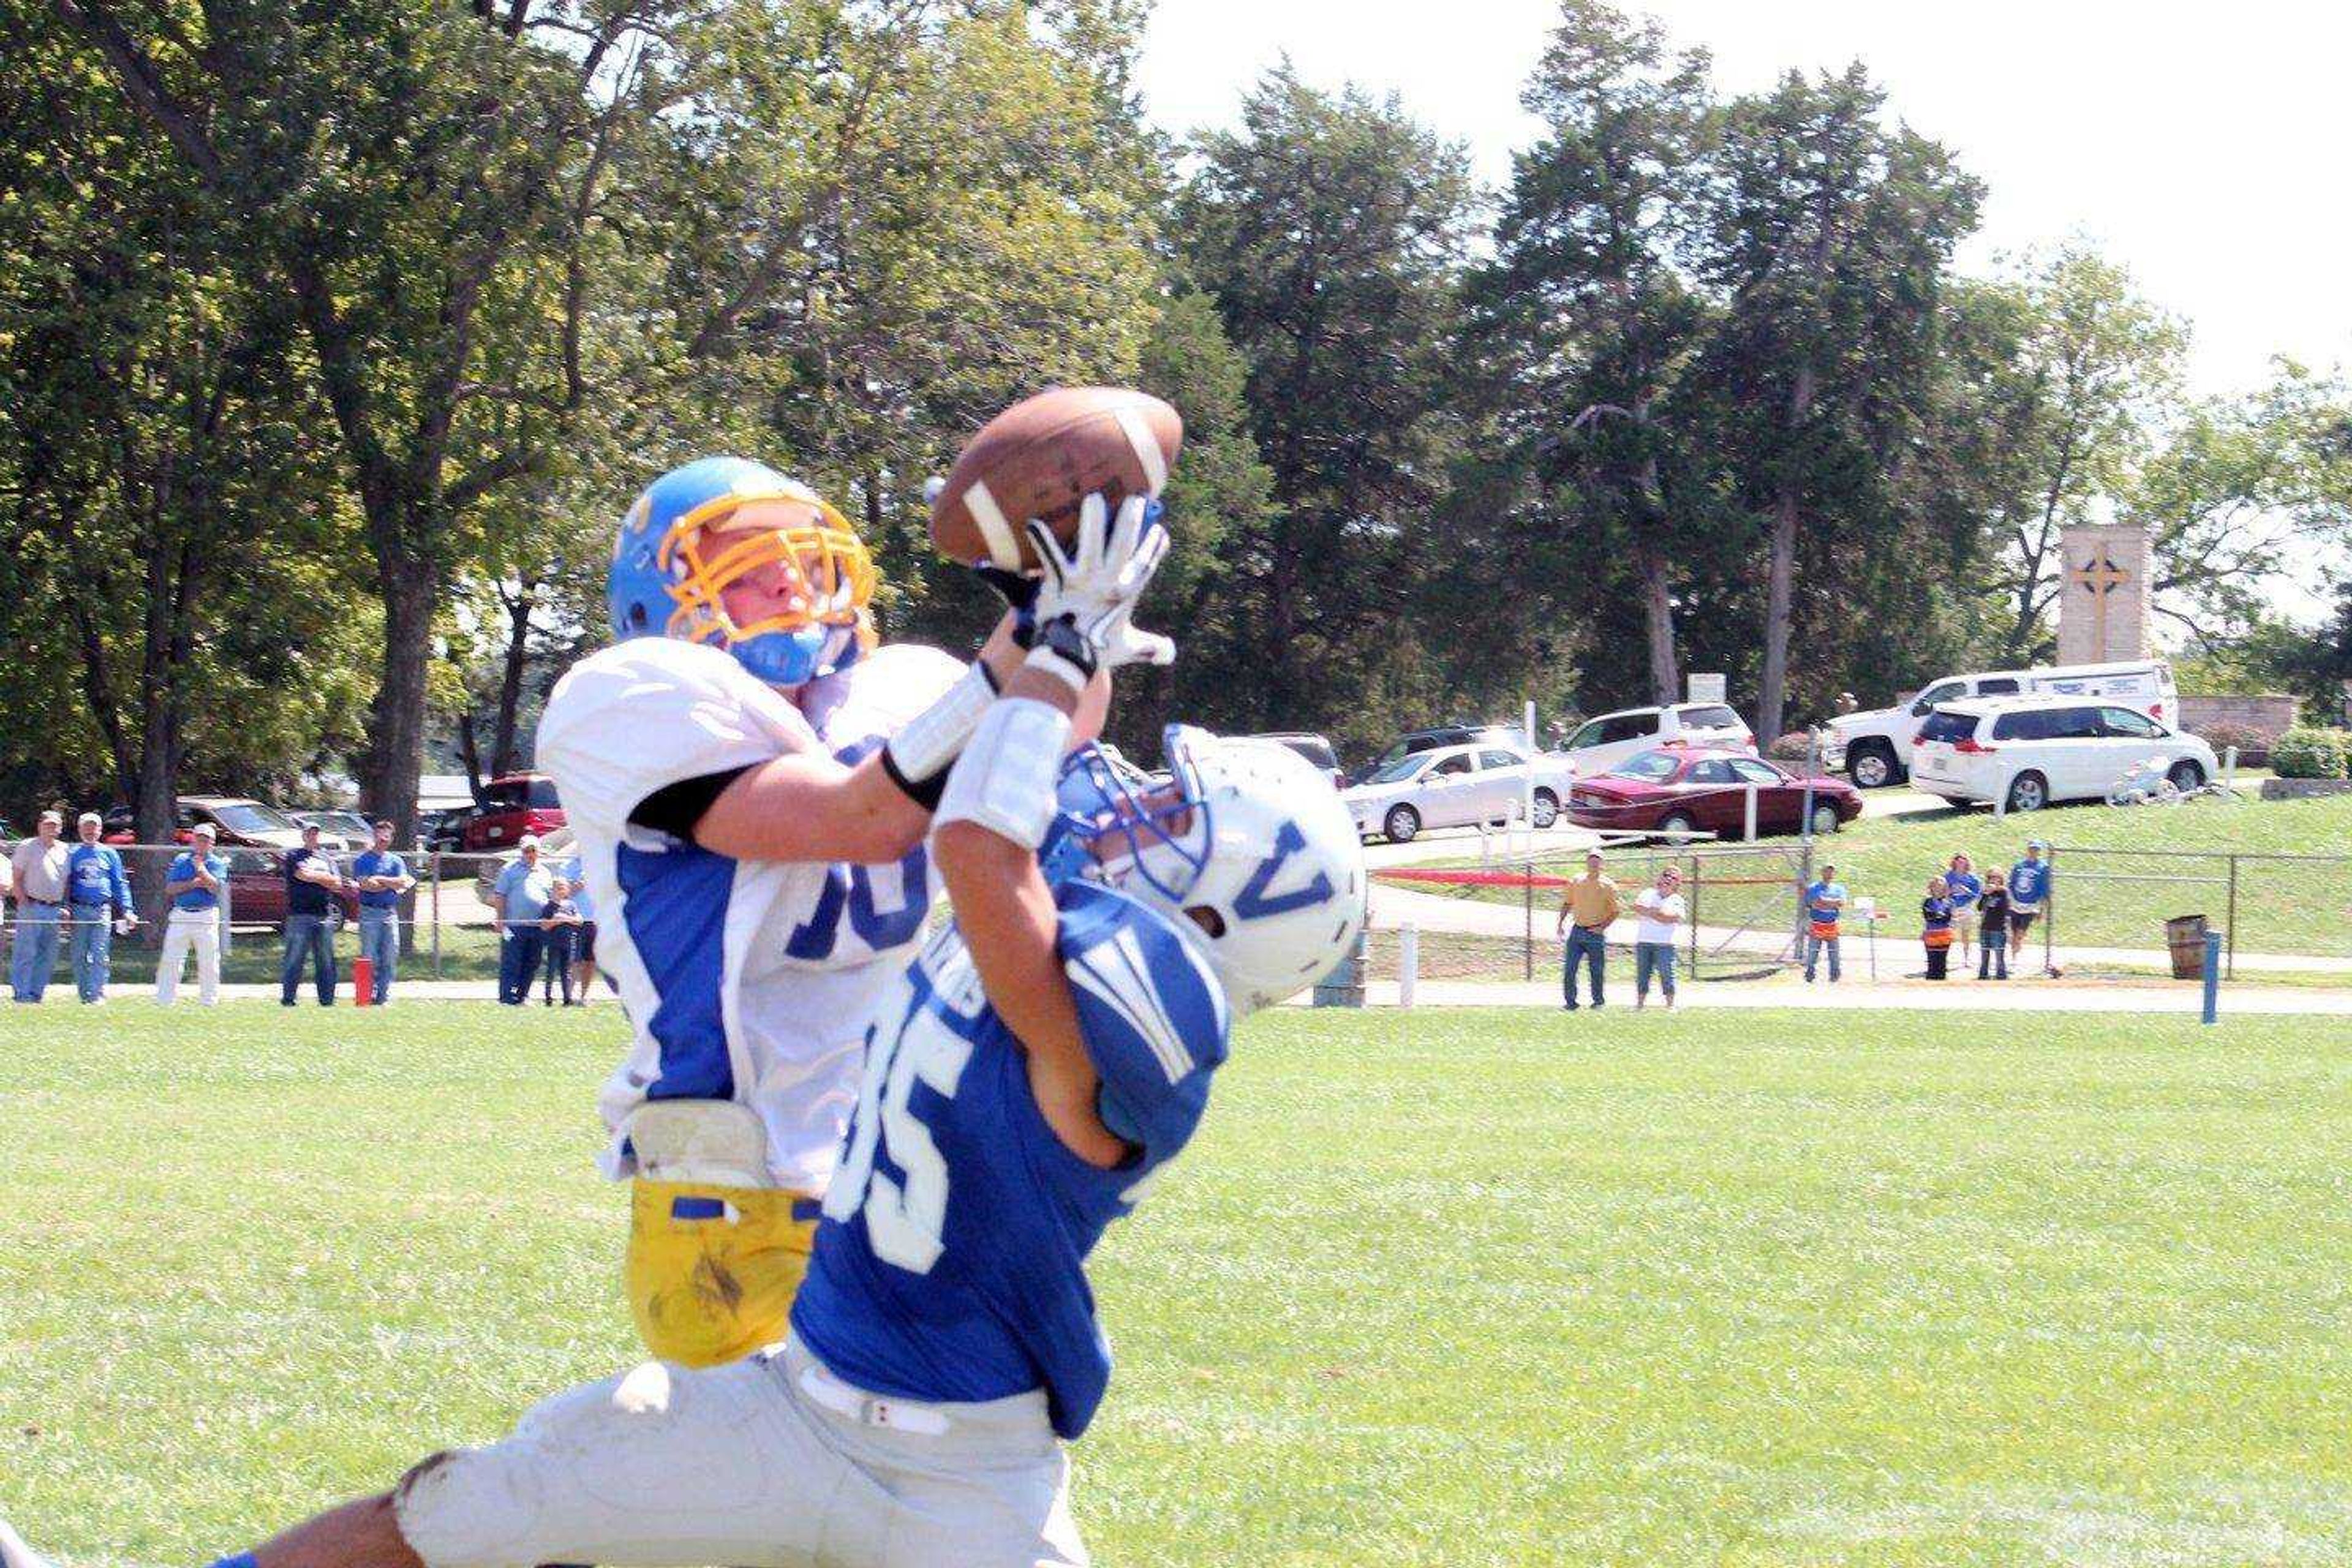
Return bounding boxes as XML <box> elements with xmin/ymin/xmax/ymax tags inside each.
<box><xmin>1633</xmin><ymin>865</ymin><xmax>1686</xmax><ymax>1010</ymax></box>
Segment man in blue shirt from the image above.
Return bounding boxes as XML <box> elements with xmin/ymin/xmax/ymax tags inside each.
<box><xmin>489</xmin><ymin>834</ymin><xmax>556</xmax><ymax>1004</ymax></box>
<box><xmin>157</xmin><ymin>824</ymin><xmax>228</xmax><ymax>1006</ymax></box>
<box><xmin>350</xmin><ymin>819</ymin><xmax>414</xmax><ymax>1005</ymax></box>
<box><xmin>279</xmin><ymin>822</ymin><xmax>343</xmax><ymax>1006</ymax></box>
<box><xmin>2007</xmin><ymin>839</ymin><xmax>2052</xmax><ymax>965</ymax></box>
<box><xmin>1803</xmin><ymin>862</ymin><xmax>1847</xmax><ymax>982</ymax></box>
<box><xmin>64</xmin><ymin>812</ymin><xmax>135</xmax><ymax>1004</ymax></box>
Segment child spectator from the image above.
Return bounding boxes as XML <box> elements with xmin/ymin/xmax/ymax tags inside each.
<box><xmin>1976</xmin><ymin>869</ymin><xmax>2012</xmax><ymax>979</ymax></box>
<box><xmin>540</xmin><ymin>878</ymin><xmax>584</xmax><ymax>1006</ymax></box>
<box><xmin>1921</xmin><ymin>875</ymin><xmax>1954</xmax><ymax>981</ymax></box>
<box><xmin>1943</xmin><ymin>852</ymin><xmax>1981</xmax><ymax>968</ymax></box>
<box><xmin>1803</xmin><ymin>862</ymin><xmax>1845</xmax><ymax>983</ymax></box>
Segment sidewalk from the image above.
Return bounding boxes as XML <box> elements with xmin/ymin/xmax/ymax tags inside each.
<box><xmin>1322</xmin><ymin>976</ymin><xmax>2352</xmax><ymax>1016</ymax></box>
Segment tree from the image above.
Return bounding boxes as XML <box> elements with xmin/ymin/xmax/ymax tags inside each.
<box><xmin>1173</xmin><ymin>67</ymin><xmax>1479</xmax><ymax>754</ymax></box>
<box><xmin>1473</xmin><ymin>0</ymin><xmax>1717</xmax><ymax>705</ymax></box>
<box><xmin>1691</xmin><ymin>64</ymin><xmax>1983</xmax><ymax>741</ymax></box>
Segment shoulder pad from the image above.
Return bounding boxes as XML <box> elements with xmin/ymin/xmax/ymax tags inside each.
<box><xmin>1055</xmin><ymin>881</ymin><xmax>1230</xmax><ymax>1170</ymax></box>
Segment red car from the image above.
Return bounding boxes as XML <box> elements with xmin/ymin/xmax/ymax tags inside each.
<box><xmin>1566</xmin><ymin>747</ymin><xmax>1862</xmax><ymax>840</ymax></box>
<box><xmin>462</xmin><ymin>772</ymin><xmax>565</xmax><ymax>852</ymax></box>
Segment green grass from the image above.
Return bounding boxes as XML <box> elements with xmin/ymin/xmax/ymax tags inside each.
<box><xmin>1428</xmin><ymin>791</ymin><xmax>2352</xmax><ymax>962</ymax></box>
<box><xmin>6</xmin><ymin>1005</ymin><xmax>2350</xmax><ymax>1565</ymax></box>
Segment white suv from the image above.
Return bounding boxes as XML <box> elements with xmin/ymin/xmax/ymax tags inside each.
<box><xmin>1557</xmin><ymin>703</ymin><xmax>1752</xmax><ymax>777</ymax></box>
<box><xmin>1909</xmin><ymin>696</ymin><xmax>2217</xmax><ymax>813</ymax></box>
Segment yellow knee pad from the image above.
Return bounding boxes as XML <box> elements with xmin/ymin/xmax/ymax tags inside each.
<box><xmin>625</xmin><ymin>1178</ymin><xmax>820</xmax><ymax>1368</ymax></box>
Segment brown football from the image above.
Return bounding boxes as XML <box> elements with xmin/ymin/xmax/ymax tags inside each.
<box><xmin>930</xmin><ymin>386</ymin><xmax>1183</xmax><ymax>570</ymax></box>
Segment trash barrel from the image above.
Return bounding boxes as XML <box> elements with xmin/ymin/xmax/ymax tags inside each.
<box><xmin>2165</xmin><ymin>914</ymin><xmax>2210</xmax><ymax>980</ymax></box>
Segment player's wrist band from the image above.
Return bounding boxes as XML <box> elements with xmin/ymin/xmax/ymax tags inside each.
<box><xmin>935</xmin><ymin>698</ymin><xmax>1070</xmax><ymax>850</ymax></box>
<box><xmin>1023</xmin><ymin>615</ymin><xmax>1098</xmax><ymax>696</ymax></box>
<box><xmin>880</xmin><ymin>663</ymin><xmax>1001</xmax><ymax>810</ymax></box>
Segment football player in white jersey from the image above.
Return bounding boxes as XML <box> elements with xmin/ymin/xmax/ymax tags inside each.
<box><xmin>0</xmin><ymin>494</ymin><xmax>1363</xmax><ymax>1568</ymax></box>
<box><xmin>535</xmin><ymin>456</ymin><xmax>1150</xmax><ymax>1367</ymax></box>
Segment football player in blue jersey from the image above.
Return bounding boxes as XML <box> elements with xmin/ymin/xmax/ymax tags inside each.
<box><xmin>0</xmin><ymin>510</ymin><xmax>1363</xmax><ymax>1568</ymax></box>
<box><xmin>536</xmin><ymin>456</ymin><xmax>1155</xmax><ymax>1368</ymax></box>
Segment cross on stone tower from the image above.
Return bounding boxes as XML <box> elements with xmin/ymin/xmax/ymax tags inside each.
<box><xmin>2057</xmin><ymin>524</ymin><xmax>2152</xmax><ymax>664</ymax></box>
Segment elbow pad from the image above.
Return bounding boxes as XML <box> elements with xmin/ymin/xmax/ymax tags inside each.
<box><xmin>934</xmin><ymin>698</ymin><xmax>1071</xmax><ymax>851</ymax></box>
<box><xmin>881</xmin><ymin>663</ymin><xmax>1000</xmax><ymax>810</ymax></box>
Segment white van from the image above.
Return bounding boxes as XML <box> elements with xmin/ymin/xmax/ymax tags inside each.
<box><xmin>1909</xmin><ymin>695</ymin><xmax>2217</xmax><ymax>813</ymax></box>
<box><xmin>1825</xmin><ymin>659</ymin><xmax>2177</xmax><ymax>788</ymax></box>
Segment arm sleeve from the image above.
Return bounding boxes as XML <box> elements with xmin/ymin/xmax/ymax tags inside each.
<box><xmin>628</xmin><ymin>765</ymin><xmax>755</xmax><ymax>840</ymax></box>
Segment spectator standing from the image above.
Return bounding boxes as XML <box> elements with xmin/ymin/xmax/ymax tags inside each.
<box><xmin>10</xmin><ymin>810</ymin><xmax>71</xmax><ymax>1002</ymax></box>
<box><xmin>1943</xmin><ymin>852</ymin><xmax>1982</xmax><ymax>968</ymax></box>
<box><xmin>1976</xmin><ymin>869</ymin><xmax>2012</xmax><ymax>979</ymax></box>
<box><xmin>1921</xmin><ymin>876</ymin><xmax>1955</xmax><ymax>980</ymax></box>
<box><xmin>1554</xmin><ymin>850</ymin><xmax>1621</xmax><ymax>1011</ymax></box>
<box><xmin>157</xmin><ymin>824</ymin><xmax>228</xmax><ymax>1005</ymax></box>
<box><xmin>540</xmin><ymin>878</ymin><xmax>585</xmax><ymax>1006</ymax></box>
<box><xmin>350</xmin><ymin>820</ymin><xmax>415</xmax><ymax>1005</ymax></box>
<box><xmin>1632</xmin><ymin>866</ymin><xmax>1685</xmax><ymax>1011</ymax></box>
<box><xmin>490</xmin><ymin>834</ymin><xmax>556</xmax><ymax>1005</ymax></box>
<box><xmin>2008</xmin><ymin>839</ymin><xmax>2052</xmax><ymax>965</ymax></box>
<box><xmin>64</xmin><ymin>810</ymin><xmax>135</xmax><ymax>1004</ymax></box>
<box><xmin>279</xmin><ymin>822</ymin><xmax>343</xmax><ymax>1006</ymax></box>
<box><xmin>562</xmin><ymin>851</ymin><xmax>599</xmax><ymax>1003</ymax></box>
<box><xmin>1803</xmin><ymin>862</ymin><xmax>1846</xmax><ymax>983</ymax></box>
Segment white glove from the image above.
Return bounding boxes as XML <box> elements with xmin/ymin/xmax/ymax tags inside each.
<box><xmin>1023</xmin><ymin>494</ymin><xmax>1176</xmax><ymax>682</ymax></box>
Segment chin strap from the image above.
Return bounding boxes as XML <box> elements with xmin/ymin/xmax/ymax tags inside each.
<box><xmin>935</xmin><ymin>698</ymin><xmax>1071</xmax><ymax>850</ymax></box>
<box><xmin>880</xmin><ymin>661</ymin><xmax>1001</xmax><ymax>810</ymax></box>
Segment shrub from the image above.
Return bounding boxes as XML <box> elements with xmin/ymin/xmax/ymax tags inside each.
<box><xmin>1767</xmin><ymin>731</ymin><xmax>1816</xmax><ymax>761</ymax></box>
<box><xmin>2192</xmin><ymin>720</ymin><xmax>2271</xmax><ymax>766</ymax></box>
<box><xmin>2269</xmin><ymin>727</ymin><xmax>2351</xmax><ymax>779</ymax></box>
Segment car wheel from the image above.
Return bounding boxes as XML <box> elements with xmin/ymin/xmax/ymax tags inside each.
<box><xmin>1531</xmin><ymin>789</ymin><xmax>1559</xmax><ymax>829</ymax></box>
<box><xmin>1849</xmin><ymin>742</ymin><xmax>1901</xmax><ymax>789</ymax></box>
<box><xmin>1659</xmin><ymin>810</ymin><xmax>1698</xmax><ymax>841</ymax></box>
<box><xmin>1810</xmin><ymin>802</ymin><xmax>1842</xmax><ymax>837</ymax></box>
<box><xmin>2005</xmin><ymin>772</ymin><xmax>2049</xmax><ymax>813</ymax></box>
<box><xmin>1384</xmin><ymin>805</ymin><xmax>1421</xmax><ymax>844</ymax></box>
<box><xmin>2166</xmin><ymin>760</ymin><xmax>2206</xmax><ymax>793</ymax></box>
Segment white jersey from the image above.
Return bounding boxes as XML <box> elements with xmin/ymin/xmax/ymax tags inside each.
<box><xmin>536</xmin><ymin>636</ymin><xmax>965</xmax><ymax>1193</ymax></box>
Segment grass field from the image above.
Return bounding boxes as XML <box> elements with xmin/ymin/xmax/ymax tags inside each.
<box><xmin>5</xmin><ymin>1003</ymin><xmax>2350</xmax><ymax>1566</ymax></box>
<box><xmin>1429</xmin><ymin>791</ymin><xmax>2352</xmax><ymax>962</ymax></box>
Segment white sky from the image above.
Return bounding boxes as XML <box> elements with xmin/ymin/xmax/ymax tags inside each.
<box><xmin>1138</xmin><ymin>0</ymin><xmax>2352</xmax><ymax>402</ymax></box>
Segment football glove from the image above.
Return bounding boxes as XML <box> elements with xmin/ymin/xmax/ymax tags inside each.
<box><xmin>1027</xmin><ymin>494</ymin><xmax>1176</xmax><ymax>678</ymax></box>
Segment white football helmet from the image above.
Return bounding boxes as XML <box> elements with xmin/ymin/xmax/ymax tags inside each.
<box><xmin>1053</xmin><ymin>726</ymin><xmax>1366</xmax><ymax>1016</ymax></box>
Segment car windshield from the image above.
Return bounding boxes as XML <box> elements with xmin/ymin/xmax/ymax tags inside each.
<box><xmin>210</xmin><ymin>802</ymin><xmax>300</xmax><ymax>834</ymax></box>
<box><xmin>1363</xmin><ymin>754</ymin><xmax>1430</xmax><ymax>785</ymax></box>
<box><xmin>1613</xmin><ymin>751</ymin><xmax>1684</xmax><ymax>782</ymax></box>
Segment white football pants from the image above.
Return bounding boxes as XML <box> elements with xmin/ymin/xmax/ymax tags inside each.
<box><xmin>393</xmin><ymin>1335</ymin><xmax>1086</xmax><ymax>1568</ymax></box>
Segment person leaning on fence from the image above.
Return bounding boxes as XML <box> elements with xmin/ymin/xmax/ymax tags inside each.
<box><xmin>64</xmin><ymin>810</ymin><xmax>134</xmax><ymax>1004</ymax></box>
<box><xmin>279</xmin><ymin>821</ymin><xmax>343</xmax><ymax>1007</ymax></box>
<box><xmin>350</xmin><ymin>819</ymin><xmax>414</xmax><ymax>1005</ymax></box>
<box><xmin>1975</xmin><ymin>869</ymin><xmax>2012</xmax><ymax>979</ymax></box>
<box><xmin>1555</xmin><ymin>849</ymin><xmax>1621</xmax><ymax>1011</ymax></box>
<box><xmin>157</xmin><ymin>824</ymin><xmax>228</xmax><ymax>1006</ymax></box>
<box><xmin>10</xmin><ymin>810</ymin><xmax>71</xmax><ymax>1003</ymax></box>
<box><xmin>1802</xmin><ymin>862</ymin><xmax>1846</xmax><ymax>983</ymax></box>
<box><xmin>1633</xmin><ymin>865</ymin><xmax>1685</xmax><ymax>1011</ymax></box>
<box><xmin>1921</xmin><ymin>875</ymin><xmax>1955</xmax><ymax>981</ymax></box>
<box><xmin>2008</xmin><ymin>839</ymin><xmax>2051</xmax><ymax>965</ymax></box>
<box><xmin>1943</xmin><ymin>851</ymin><xmax>1981</xmax><ymax>967</ymax></box>
<box><xmin>490</xmin><ymin>832</ymin><xmax>556</xmax><ymax>1005</ymax></box>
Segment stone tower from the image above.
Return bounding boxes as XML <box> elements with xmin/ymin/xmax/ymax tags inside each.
<box><xmin>2056</xmin><ymin>522</ymin><xmax>2153</xmax><ymax>665</ymax></box>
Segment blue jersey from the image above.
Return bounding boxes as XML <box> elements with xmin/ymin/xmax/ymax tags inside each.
<box><xmin>1943</xmin><ymin>870</ymin><xmax>1981</xmax><ymax>910</ymax></box>
<box><xmin>65</xmin><ymin>843</ymin><xmax>130</xmax><ymax>910</ymax></box>
<box><xmin>793</xmin><ymin>879</ymin><xmax>1230</xmax><ymax>1441</ymax></box>
<box><xmin>2010</xmin><ymin>859</ymin><xmax>2051</xmax><ymax>905</ymax></box>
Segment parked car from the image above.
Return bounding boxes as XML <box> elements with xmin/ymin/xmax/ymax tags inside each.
<box><xmin>1826</xmin><ymin>658</ymin><xmax>2177</xmax><ymax>788</ymax></box>
<box><xmin>1556</xmin><ymin>703</ymin><xmax>1753</xmax><ymax>778</ymax></box>
<box><xmin>1344</xmin><ymin>742</ymin><xmax>1572</xmax><ymax>843</ymax></box>
<box><xmin>1238</xmin><ymin>732</ymin><xmax>1346</xmax><ymax>792</ymax></box>
<box><xmin>1567</xmin><ymin>747</ymin><xmax>1860</xmax><ymax>840</ymax></box>
<box><xmin>462</xmin><ymin>772</ymin><xmax>565</xmax><ymax>852</ymax></box>
<box><xmin>199</xmin><ymin>846</ymin><xmax>361</xmax><ymax>931</ymax></box>
<box><xmin>292</xmin><ymin>809</ymin><xmax>374</xmax><ymax>850</ymax></box>
<box><xmin>102</xmin><ymin>795</ymin><xmax>312</xmax><ymax>851</ymax></box>
<box><xmin>420</xmin><ymin>807</ymin><xmax>473</xmax><ymax>853</ymax></box>
<box><xmin>1355</xmin><ymin>723</ymin><xmax>1531</xmax><ymax>785</ymax></box>
<box><xmin>1907</xmin><ymin>696</ymin><xmax>2217</xmax><ymax>813</ymax></box>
